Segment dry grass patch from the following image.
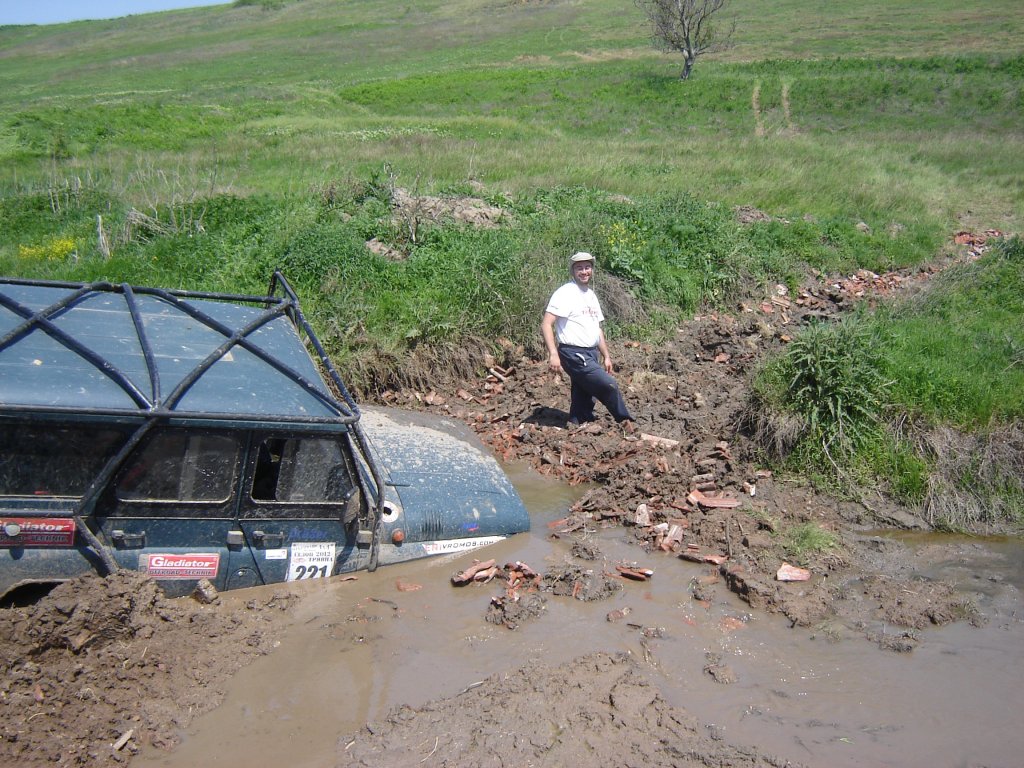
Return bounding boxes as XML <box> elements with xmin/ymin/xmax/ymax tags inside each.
<box><xmin>915</xmin><ymin>423</ymin><xmax>1024</xmax><ymax>533</ymax></box>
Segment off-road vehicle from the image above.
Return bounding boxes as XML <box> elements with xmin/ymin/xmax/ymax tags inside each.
<box><xmin>0</xmin><ymin>273</ymin><xmax>529</xmax><ymax>601</ymax></box>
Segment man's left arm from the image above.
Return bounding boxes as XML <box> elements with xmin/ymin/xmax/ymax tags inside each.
<box><xmin>597</xmin><ymin>328</ymin><xmax>614</xmax><ymax>373</ymax></box>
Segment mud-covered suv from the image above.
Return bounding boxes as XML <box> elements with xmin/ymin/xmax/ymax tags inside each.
<box><xmin>0</xmin><ymin>273</ymin><xmax>529</xmax><ymax>602</ymax></box>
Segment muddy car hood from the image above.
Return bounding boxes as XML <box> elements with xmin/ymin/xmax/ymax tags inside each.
<box><xmin>357</xmin><ymin>407</ymin><xmax>528</xmax><ymax>539</ymax></box>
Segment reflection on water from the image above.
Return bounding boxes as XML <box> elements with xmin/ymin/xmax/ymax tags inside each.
<box><xmin>136</xmin><ymin>463</ymin><xmax>1024</xmax><ymax>768</ymax></box>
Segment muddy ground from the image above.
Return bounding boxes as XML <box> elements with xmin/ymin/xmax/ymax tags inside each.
<box><xmin>341</xmin><ymin>650</ymin><xmax>799</xmax><ymax>768</ymax></box>
<box><xmin>0</xmin><ymin>572</ymin><xmax>294</xmax><ymax>766</ymax></box>
<box><xmin>0</xmin><ymin>233</ymin><xmax>1015</xmax><ymax>767</ymax></box>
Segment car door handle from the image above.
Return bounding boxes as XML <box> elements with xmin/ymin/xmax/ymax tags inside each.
<box><xmin>111</xmin><ymin>529</ymin><xmax>146</xmax><ymax>548</ymax></box>
<box><xmin>252</xmin><ymin>530</ymin><xmax>285</xmax><ymax>548</ymax></box>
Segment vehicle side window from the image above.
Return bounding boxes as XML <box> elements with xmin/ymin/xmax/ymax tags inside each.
<box><xmin>251</xmin><ymin>437</ymin><xmax>356</xmax><ymax>505</ymax></box>
<box><xmin>116</xmin><ymin>431</ymin><xmax>238</xmax><ymax>503</ymax></box>
<box><xmin>0</xmin><ymin>423</ymin><xmax>127</xmax><ymax>499</ymax></box>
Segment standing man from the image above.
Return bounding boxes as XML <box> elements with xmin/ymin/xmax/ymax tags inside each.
<box><xmin>541</xmin><ymin>251</ymin><xmax>635</xmax><ymax>429</ymax></box>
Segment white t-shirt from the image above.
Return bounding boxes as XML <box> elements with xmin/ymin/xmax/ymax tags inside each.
<box><xmin>545</xmin><ymin>282</ymin><xmax>604</xmax><ymax>348</ymax></box>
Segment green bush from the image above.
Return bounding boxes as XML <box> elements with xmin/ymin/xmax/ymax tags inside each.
<box><xmin>761</xmin><ymin>318</ymin><xmax>890</xmax><ymax>457</ymax></box>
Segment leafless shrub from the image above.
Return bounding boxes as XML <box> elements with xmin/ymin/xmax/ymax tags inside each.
<box><xmin>740</xmin><ymin>394</ymin><xmax>807</xmax><ymax>459</ymax></box>
<box><xmin>96</xmin><ymin>215</ymin><xmax>111</xmax><ymax>259</ymax></box>
<box><xmin>634</xmin><ymin>0</ymin><xmax>736</xmax><ymax>80</ymax></box>
<box><xmin>122</xmin><ymin>208</ymin><xmax>175</xmax><ymax>243</ymax></box>
<box><xmin>44</xmin><ymin>174</ymin><xmax>89</xmax><ymax>215</ymax></box>
<box><xmin>598</xmin><ymin>273</ymin><xmax>647</xmax><ymax>326</ymax></box>
<box><xmin>116</xmin><ymin>161</ymin><xmax>230</xmax><ymax>244</ymax></box>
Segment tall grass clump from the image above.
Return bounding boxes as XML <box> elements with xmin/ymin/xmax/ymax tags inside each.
<box><xmin>782</xmin><ymin>522</ymin><xmax>841</xmax><ymax>567</ymax></box>
<box><xmin>750</xmin><ymin>318</ymin><xmax>890</xmax><ymax>464</ymax></box>
<box><xmin>912</xmin><ymin>424</ymin><xmax>1024</xmax><ymax>532</ymax></box>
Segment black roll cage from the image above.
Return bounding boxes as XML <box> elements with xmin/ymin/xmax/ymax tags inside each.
<box><xmin>0</xmin><ymin>271</ymin><xmax>387</xmax><ymax>574</ymax></box>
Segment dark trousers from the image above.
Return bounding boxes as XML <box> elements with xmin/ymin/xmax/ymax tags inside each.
<box><xmin>557</xmin><ymin>344</ymin><xmax>633</xmax><ymax>424</ymax></box>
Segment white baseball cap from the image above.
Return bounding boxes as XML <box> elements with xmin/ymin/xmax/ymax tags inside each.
<box><xmin>569</xmin><ymin>251</ymin><xmax>594</xmax><ymax>263</ymax></box>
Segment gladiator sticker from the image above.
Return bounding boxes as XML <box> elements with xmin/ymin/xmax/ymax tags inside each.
<box><xmin>0</xmin><ymin>518</ymin><xmax>75</xmax><ymax>547</ymax></box>
<box><xmin>287</xmin><ymin>542</ymin><xmax>336</xmax><ymax>581</ymax></box>
<box><xmin>143</xmin><ymin>553</ymin><xmax>220</xmax><ymax>580</ymax></box>
<box><xmin>421</xmin><ymin>536</ymin><xmax>505</xmax><ymax>556</ymax></box>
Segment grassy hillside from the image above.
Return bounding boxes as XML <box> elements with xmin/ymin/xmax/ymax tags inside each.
<box><xmin>1</xmin><ymin>0</ymin><xmax>1021</xmax><ymax>226</ymax></box>
<box><xmin>1</xmin><ymin>0</ymin><xmax>1021</xmax><ymax>313</ymax></box>
<box><xmin>1</xmin><ymin>0</ymin><xmax>1021</xmax><ymax>525</ymax></box>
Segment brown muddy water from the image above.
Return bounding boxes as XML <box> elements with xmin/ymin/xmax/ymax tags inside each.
<box><xmin>137</xmin><ymin>464</ymin><xmax>1024</xmax><ymax>768</ymax></box>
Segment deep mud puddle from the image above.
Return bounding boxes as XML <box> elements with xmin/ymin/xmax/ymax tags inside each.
<box><xmin>136</xmin><ymin>464</ymin><xmax>1024</xmax><ymax>768</ymax></box>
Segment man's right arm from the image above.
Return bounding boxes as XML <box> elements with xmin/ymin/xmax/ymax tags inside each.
<box><xmin>541</xmin><ymin>311</ymin><xmax>562</xmax><ymax>373</ymax></box>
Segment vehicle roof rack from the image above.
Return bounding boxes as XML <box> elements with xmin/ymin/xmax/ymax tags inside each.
<box><xmin>0</xmin><ymin>271</ymin><xmax>360</xmax><ymax>425</ymax></box>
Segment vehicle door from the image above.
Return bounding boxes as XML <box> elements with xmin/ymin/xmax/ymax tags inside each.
<box><xmin>235</xmin><ymin>433</ymin><xmax>361</xmax><ymax>585</ymax></box>
<box><xmin>94</xmin><ymin>427</ymin><xmax>250</xmax><ymax>597</ymax></box>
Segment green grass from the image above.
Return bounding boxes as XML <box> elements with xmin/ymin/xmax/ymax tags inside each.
<box><xmin>0</xmin><ymin>178</ymin><xmax>944</xmax><ymax>363</ymax></box>
<box><xmin>880</xmin><ymin>237</ymin><xmax>1024</xmax><ymax>426</ymax></box>
<box><xmin>0</xmin><ymin>1</ymin><xmax>1021</xmax><ymax>232</ymax></box>
<box><xmin>4</xmin><ymin>54</ymin><xmax>1021</xmax><ymax>232</ymax></box>
<box><xmin>750</xmin><ymin>238</ymin><xmax>1023</xmax><ymax>527</ymax></box>
<box><xmin>1</xmin><ymin>0</ymin><xmax>1020</xmax><ymax>357</ymax></box>
<box><xmin>783</xmin><ymin>522</ymin><xmax>840</xmax><ymax>566</ymax></box>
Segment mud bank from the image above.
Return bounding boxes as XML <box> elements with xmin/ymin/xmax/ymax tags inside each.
<box><xmin>340</xmin><ymin>651</ymin><xmax>796</xmax><ymax>768</ymax></box>
<box><xmin>0</xmin><ymin>572</ymin><xmax>294</xmax><ymax>766</ymax></box>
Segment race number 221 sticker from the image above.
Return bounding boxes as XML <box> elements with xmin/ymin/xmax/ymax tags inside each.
<box><xmin>287</xmin><ymin>542</ymin><xmax>336</xmax><ymax>581</ymax></box>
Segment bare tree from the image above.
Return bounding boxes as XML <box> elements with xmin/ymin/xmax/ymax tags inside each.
<box><xmin>634</xmin><ymin>0</ymin><xmax>735</xmax><ymax>80</ymax></box>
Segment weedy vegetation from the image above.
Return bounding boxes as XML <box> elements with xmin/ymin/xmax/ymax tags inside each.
<box><xmin>750</xmin><ymin>238</ymin><xmax>1024</xmax><ymax>530</ymax></box>
<box><xmin>782</xmin><ymin>522</ymin><xmax>841</xmax><ymax>566</ymax></box>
